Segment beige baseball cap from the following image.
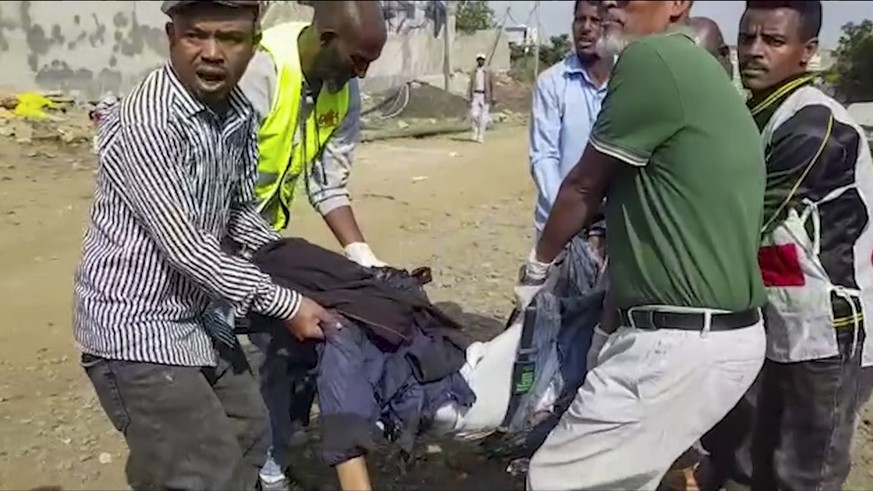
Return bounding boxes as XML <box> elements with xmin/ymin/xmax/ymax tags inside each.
<box><xmin>161</xmin><ymin>0</ymin><xmax>261</xmax><ymax>16</ymax></box>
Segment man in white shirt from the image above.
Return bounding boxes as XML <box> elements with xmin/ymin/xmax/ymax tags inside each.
<box><xmin>468</xmin><ymin>53</ymin><xmax>494</xmax><ymax>143</ymax></box>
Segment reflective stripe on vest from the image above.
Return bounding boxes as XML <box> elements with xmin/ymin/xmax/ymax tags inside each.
<box><xmin>255</xmin><ymin>22</ymin><xmax>350</xmax><ymax>231</ymax></box>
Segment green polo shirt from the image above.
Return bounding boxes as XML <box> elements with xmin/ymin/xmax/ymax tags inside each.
<box><xmin>590</xmin><ymin>29</ymin><xmax>767</xmax><ymax>311</ymax></box>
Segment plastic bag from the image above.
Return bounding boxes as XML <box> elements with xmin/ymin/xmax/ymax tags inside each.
<box><xmin>434</xmin><ymin>237</ymin><xmax>607</xmax><ymax>452</ymax></box>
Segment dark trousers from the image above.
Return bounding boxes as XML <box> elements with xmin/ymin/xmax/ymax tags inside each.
<box><xmin>702</xmin><ymin>325</ymin><xmax>865</xmax><ymax>491</ymax></box>
<box><xmin>248</xmin><ymin>329</ymin><xmax>317</xmax><ymax>467</ymax></box>
<box><xmin>81</xmin><ymin>345</ymin><xmax>269</xmax><ymax>490</ymax></box>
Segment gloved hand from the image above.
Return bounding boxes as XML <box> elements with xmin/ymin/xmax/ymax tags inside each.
<box><xmin>343</xmin><ymin>242</ymin><xmax>387</xmax><ymax>268</ymax></box>
<box><xmin>586</xmin><ymin>326</ymin><xmax>611</xmax><ymax>371</ymax></box>
<box><xmin>513</xmin><ymin>247</ymin><xmax>554</xmax><ymax>311</ymax></box>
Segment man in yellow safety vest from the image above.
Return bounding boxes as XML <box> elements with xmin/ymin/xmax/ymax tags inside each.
<box><xmin>236</xmin><ymin>2</ymin><xmax>388</xmax><ymax>489</ymax></box>
<box><xmin>239</xmin><ymin>0</ymin><xmax>387</xmax><ymax>266</ymax></box>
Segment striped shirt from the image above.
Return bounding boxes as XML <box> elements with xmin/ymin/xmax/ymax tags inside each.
<box><xmin>73</xmin><ymin>63</ymin><xmax>301</xmax><ymax>367</ymax></box>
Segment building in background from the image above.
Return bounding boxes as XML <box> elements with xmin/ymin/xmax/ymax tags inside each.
<box><xmin>504</xmin><ymin>24</ymin><xmax>538</xmax><ymax>54</ymax></box>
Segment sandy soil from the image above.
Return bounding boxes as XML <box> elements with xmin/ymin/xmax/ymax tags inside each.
<box><xmin>1</xmin><ymin>125</ymin><xmax>872</xmax><ymax>490</ymax></box>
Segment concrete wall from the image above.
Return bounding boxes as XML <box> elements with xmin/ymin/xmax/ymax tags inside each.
<box><xmin>0</xmin><ymin>0</ymin><xmax>509</xmax><ymax>100</ymax></box>
<box><xmin>0</xmin><ymin>1</ymin><xmax>168</xmax><ymax>99</ymax></box>
<box><xmin>364</xmin><ymin>29</ymin><xmax>511</xmax><ymax>94</ymax></box>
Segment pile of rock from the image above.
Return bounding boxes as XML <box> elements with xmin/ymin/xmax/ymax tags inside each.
<box><xmin>0</xmin><ymin>92</ymin><xmax>93</xmax><ymax>145</ymax></box>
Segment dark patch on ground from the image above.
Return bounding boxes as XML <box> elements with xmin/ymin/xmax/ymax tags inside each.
<box><xmin>283</xmin><ymin>425</ymin><xmax>524</xmax><ymax>490</ymax></box>
<box><xmin>372</xmin><ymin>83</ymin><xmax>470</xmax><ymax>121</ymax></box>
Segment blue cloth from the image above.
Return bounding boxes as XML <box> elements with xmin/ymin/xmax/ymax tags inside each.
<box><xmin>316</xmin><ymin>321</ymin><xmax>474</xmax><ymax>467</ymax></box>
<box><xmin>483</xmin><ymin>237</ymin><xmax>605</xmax><ymax>458</ymax></box>
<box><xmin>248</xmin><ymin>331</ymin><xmax>316</xmax><ymax>469</ymax></box>
<box><xmin>244</xmin><ymin>238</ymin><xmax>472</xmax><ymax>469</ymax></box>
<box><xmin>202</xmin><ymin>301</ymin><xmax>239</xmax><ymax>348</ymax></box>
<box><xmin>530</xmin><ymin>55</ymin><xmax>609</xmax><ymax>233</ymax></box>
<box><xmin>526</xmin><ymin>237</ymin><xmax>605</xmax><ymax>448</ymax></box>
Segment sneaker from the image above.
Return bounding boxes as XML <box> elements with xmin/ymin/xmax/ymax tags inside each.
<box><xmin>258</xmin><ymin>452</ymin><xmax>288</xmax><ymax>491</ymax></box>
<box><xmin>258</xmin><ymin>474</ymin><xmax>291</xmax><ymax>491</ymax></box>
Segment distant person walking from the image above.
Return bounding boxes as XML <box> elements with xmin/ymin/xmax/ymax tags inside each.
<box><xmin>468</xmin><ymin>52</ymin><xmax>494</xmax><ymax>143</ymax></box>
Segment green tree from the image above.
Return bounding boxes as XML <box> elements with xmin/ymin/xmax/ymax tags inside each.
<box><xmin>832</xmin><ymin>20</ymin><xmax>873</xmax><ymax>103</ymax></box>
<box><xmin>538</xmin><ymin>34</ymin><xmax>573</xmax><ymax>67</ymax></box>
<box><xmin>455</xmin><ymin>0</ymin><xmax>494</xmax><ymax>34</ymax></box>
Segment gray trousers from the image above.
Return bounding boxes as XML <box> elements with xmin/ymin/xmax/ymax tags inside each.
<box><xmin>702</xmin><ymin>322</ymin><xmax>865</xmax><ymax>491</ymax></box>
<box><xmin>81</xmin><ymin>345</ymin><xmax>269</xmax><ymax>490</ymax></box>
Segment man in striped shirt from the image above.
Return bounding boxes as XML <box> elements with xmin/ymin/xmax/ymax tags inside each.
<box><xmin>73</xmin><ymin>1</ymin><xmax>336</xmax><ymax>489</ymax></box>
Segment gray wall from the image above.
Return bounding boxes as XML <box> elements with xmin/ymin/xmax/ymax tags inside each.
<box><xmin>0</xmin><ymin>0</ymin><xmax>509</xmax><ymax>100</ymax></box>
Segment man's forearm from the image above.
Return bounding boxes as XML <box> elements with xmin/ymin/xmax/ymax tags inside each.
<box><xmin>536</xmin><ymin>181</ymin><xmax>598</xmax><ymax>263</ymax></box>
<box><xmin>323</xmin><ymin>205</ymin><xmax>365</xmax><ymax>248</ymax></box>
<box><xmin>227</xmin><ymin>202</ymin><xmax>281</xmax><ymax>253</ymax></box>
<box><xmin>531</xmin><ymin>159</ymin><xmax>563</xmax><ymax>209</ymax></box>
<box><xmin>534</xmin><ymin>145</ymin><xmax>615</xmax><ymax>263</ymax></box>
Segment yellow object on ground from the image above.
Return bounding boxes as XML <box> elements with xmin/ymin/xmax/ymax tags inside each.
<box><xmin>13</xmin><ymin>92</ymin><xmax>54</xmax><ymax>120</ymax></box>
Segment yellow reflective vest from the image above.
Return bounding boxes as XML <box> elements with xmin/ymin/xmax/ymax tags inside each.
<box><xmin>255</xmin><ymin>22</ymin><xmax>350</xmax><ymax>231</ymax></box>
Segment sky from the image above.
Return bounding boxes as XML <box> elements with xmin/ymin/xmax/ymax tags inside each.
<box><xmin>488</xmin><ymin>1</ymin><xmax>873</xmax><ymax>49</ymax></box>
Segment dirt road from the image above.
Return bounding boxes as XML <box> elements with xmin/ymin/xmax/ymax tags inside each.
<box><xmin>1</xmin><ymin>124</ymin><xmax>873</xmax><ymax>489</ymax></box>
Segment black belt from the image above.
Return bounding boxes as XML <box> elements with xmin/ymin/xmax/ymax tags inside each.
<box><xmin>473</xmin><ymin>90</ymin><xmax>485</xmax><ymax>93</ymax></box>
<box><xmin>618</xmin><ymin>307</ymin><xmax>760</xmax><ymax>331</ymax></box>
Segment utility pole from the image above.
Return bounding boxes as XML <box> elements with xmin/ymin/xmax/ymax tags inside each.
<box><xmin>485</xmin><ymin>7</ymin><xmax>512</xmax><ymax>67</ymax></box>
<box><xmin>443</xmin><ymin>0</ymin><xmax>455</xmax><ymax>91</ymax></box>
<box><xmin>532</xmin><ymin>2</ymin><xmax>540</xmax><ymax>77</ymax></box>
<box><xmin>533</xmin><ymin>27</ymin><xmax>540</xmax><ymax>77</ymax></box>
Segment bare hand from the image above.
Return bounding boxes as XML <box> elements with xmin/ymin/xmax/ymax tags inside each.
<box><xmin>284</xmin><ymin>297</ymin><xmax>340</xmax><ymax>341</ymax></box>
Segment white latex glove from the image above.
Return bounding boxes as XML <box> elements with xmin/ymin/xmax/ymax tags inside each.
<box><xmin>343</xmin><ymin>242</ymin><xmax>387</xmax><ymax>268</ymax></box>
<box><xmin>586</xmin><ymin>326</ymin><xmax>611</xmax><ymax>371</ymax></box>
<box><xmin>513</xmin><ymin>247</ymin><xmax>554</xmax><ymax>311</ymax></box>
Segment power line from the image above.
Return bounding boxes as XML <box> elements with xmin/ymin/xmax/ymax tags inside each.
<box><xmin>524</xmin><ymin>1</ymin><xmax>539</xmax><ymax>27</ymax></box>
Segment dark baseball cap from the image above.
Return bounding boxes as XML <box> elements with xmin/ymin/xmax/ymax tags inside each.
<box><xmin>161</xmin><ymin>0</ymin><xmax>261</xmax><ymax>16</ymax></box>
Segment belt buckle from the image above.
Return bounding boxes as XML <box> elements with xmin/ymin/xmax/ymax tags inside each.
<box><xmin>628</xmin><ymin>307</ymin><xmax>657</xmax><ymax>330</ymax></box>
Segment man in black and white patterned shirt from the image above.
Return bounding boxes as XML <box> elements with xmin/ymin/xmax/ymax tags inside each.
<box><xmin>72</xmin><ymin>1</ymin><xmax>336</xmax><ymax>489</ymax></box>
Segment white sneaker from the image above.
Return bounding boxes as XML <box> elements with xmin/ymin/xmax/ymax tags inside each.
<box><xmin>258</xmin><ymin>453</ymin><xmax>288</xmax><ymax>491</ymax></box>
<box><xmin>258</xmin><ymin>472</ymin><xmax>288</xmax><ymax>491</ymax></box>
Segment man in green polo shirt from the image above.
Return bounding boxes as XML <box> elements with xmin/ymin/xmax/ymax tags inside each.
<box><xmin>517</xmin><ymin>1</ymin><xmax>768</xmax><ymax>489</ymax></box>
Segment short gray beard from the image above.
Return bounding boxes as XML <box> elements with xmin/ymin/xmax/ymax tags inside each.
<box><xmin>596</xmin><ymin>30</ymin><xmax>631</xmax><ymax>59</ymax></box>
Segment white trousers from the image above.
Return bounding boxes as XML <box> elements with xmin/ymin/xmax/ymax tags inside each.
<box><xmin>527</xmin><ymin>317</ymin><xmax>766</xmax><ymax>491</ymax></box>
<box><xmin>470</xmin><ymin>93</ymin><xmax>489</xmax><ymax>141</ymax></box>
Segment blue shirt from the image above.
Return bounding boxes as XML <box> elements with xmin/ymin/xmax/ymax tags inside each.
<box><xmin>530</xmin><ymin>55</ymin><xmax>609</xmax><ymax>232</ymax></box>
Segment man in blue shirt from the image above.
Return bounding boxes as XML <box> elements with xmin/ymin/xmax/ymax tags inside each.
<box><xmin>529</xmin><ymin>0</ymin><xmax>613</xmax><ymax>259</ymax></box>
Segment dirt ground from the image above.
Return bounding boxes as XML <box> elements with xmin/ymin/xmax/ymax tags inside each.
<box><xmin>1</xmin><ymin>124</ymin><xmax>873</xmax><ymax>490</ymax></box>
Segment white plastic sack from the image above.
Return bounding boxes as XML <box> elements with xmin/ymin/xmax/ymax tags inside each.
<box><xmin>433</xmin><ymin>318</ymin><xmax>526</xmax><ymax>435</ymax></box>
<box><xmin>433</xmin><ymin>238</ymin><xmax>605</xmax><ymax>443</ymax></box>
